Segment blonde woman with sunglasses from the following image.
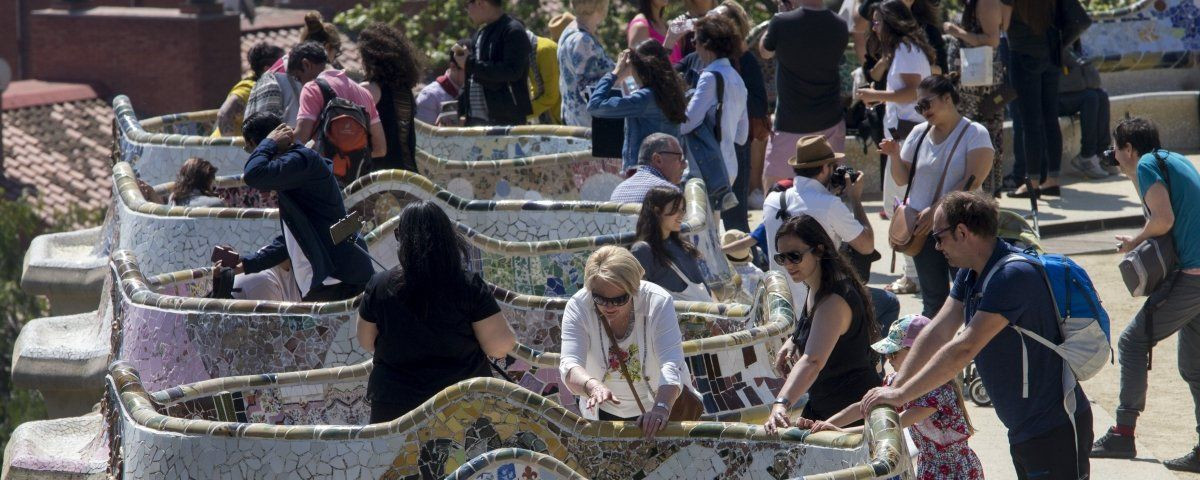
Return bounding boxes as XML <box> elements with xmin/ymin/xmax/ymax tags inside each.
<box><xmin>560</xmin><ymin>246</ymin><xmax>701</xmax><ymax>438</ymax></box>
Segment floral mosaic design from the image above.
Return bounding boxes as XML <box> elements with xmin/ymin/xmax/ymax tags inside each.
<box><xmin>414</xmin><ymin>121</ymin><xmax>593</xmax><ymax>160</ymax></box>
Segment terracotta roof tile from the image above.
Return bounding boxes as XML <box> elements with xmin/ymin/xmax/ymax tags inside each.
<box><xmin>1</xmin><ymin>97</ymin><xmax>113</xmax><ymax>225</ymax></box>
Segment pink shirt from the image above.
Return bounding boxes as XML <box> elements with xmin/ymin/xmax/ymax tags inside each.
<box><xmin>628</xmin><ymin>16</ymin><xmax>683</xmax><ymax>63</ymax></box>
<box><xmin>297</xmin><ymin>70</ymin><xmax>381</xmax><ymax>125</ymax></box>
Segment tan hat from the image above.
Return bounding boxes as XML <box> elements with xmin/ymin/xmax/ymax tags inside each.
<box><xmin>722</xmin><ymin>229</ymin><xmax>752</xmax><ymax>263</ymax></box>
<box><xmin>787</xmin><ymin>135</ymin><xmax>845</xmax><ymax>169</ymax></box>
<box><xmin>548</xmin><ymin>12</ymin><xmax>576</xmax><ymax>42</ymax></box>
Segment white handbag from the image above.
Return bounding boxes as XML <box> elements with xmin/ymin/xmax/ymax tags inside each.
<box><xmin>959</xmin><ymin>45</ymin><xmax>995</xmax><ymax>87</ymax></box>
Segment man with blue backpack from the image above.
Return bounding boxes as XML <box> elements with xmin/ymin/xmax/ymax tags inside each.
<box><xmin>1091</xmin><ymin>118</ymin><xmax>1200</xmax><ymax>472</ymax></box>
<box><xmin>863</xmin><ymin>191</ymin><xmax>1106</xmax><ymax>479</ymax></box>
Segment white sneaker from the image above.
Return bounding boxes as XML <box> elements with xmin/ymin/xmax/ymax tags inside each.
<box><xmin>1071</xmin><ymin>155</ymin><xmax>1110</xmax><ymax>179</ymax></box>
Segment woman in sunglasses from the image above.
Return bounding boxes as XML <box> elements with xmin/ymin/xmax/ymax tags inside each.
<box><xmin>631</xmin><ymin>187</ymin><xmax>713</xmax><ymax>302</ymax></box>
<box><xmin>878</xmin><ymin>73</ymin><xmax>994</xmax><ymax>318</ymax></box>
<box><xmin>559</xmin><ymin>245</ymin><xmax>699</xmax><ymax>438</ymax></box>
<box><xmin>356</xmin><ymin>201</ymin><xmax>517</xmax><ymax>423</ymax></box>
<box><xmin>764</xmin><ymin>214</ymin><xmax>881</xmax><ymax>432</ymax></box>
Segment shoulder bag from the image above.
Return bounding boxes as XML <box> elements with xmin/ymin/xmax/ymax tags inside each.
<box><xmin>888</xmin><ymin>121</ymin><xmax>970</xmax><ymax>256</ymax></box>
<box><xmin>1119</xmin><ymin>152</ymin><xmax>1178</xmax><ymax>297</ymax></box>
<box><xmin>597</xmin><ymin>309</ymin><xmax>704</xmax><ymax>422</ymax></box>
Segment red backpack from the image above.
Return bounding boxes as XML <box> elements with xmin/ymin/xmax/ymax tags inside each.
<box><xmin>314</xmin><ymin>78</ymin><xmax>371</xmax><ymax>181</ymax></box>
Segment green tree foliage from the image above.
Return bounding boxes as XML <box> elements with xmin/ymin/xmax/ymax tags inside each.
<box><xmin>0</xmin><ymin>195</ymin><xmax>105</xmax><ymax>453</ymax></box>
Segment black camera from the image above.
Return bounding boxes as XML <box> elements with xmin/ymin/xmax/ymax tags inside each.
<box><xmin>830</xmin><ymin>165</ymin><xmax>863</xmax><ymax>191</ymax></box>
<box><xmin>1100</xmin><ymin>148</ymin><xmax>1119</xmax><ymax>168</ymax></box>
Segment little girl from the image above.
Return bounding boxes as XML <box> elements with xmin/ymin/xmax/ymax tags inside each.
<box><xmin>806</xmin><ymin>314</ymin><xmax>983</xmax><ymax>479</ymax></box>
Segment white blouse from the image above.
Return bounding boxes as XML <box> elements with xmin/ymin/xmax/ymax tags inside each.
<box><xmin>559</xmin><ymin>281</ymin><xmax>695</xmax><ymax>420</ymax></box>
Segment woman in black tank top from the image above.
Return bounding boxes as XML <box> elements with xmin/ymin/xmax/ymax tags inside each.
<box><xmin>358</xmin><ymin>23</ymin><xmax>422</xmax><ymax>173</ymax></box>
<box><xmin>764</xmin><ymin>214</ymin><xmax>881</xmax><ymax>432</ymax></box>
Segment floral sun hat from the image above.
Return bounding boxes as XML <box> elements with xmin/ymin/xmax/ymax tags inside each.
<box><xmin>871</xmin><ymin>314</ymin><xmax>932</xmax><ymax>355</ymax></box>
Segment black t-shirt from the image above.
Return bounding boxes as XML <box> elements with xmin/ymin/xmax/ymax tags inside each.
<box><xmin>358</xmin><ymin>270</ymin><xmax>502</xmax><ymax>411</ymax></box>
<box><xmin>792</xmin><ymin>280</ymin><xmax>879</xmax><ymax>405</ymax></box>
<box><xmin>763</xmin><ymin>8</ymin><xmax>849</xmax><ymax>133</ymax></box>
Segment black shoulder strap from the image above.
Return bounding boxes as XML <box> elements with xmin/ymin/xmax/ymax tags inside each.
<box><xmin>713</xmin><ymin>71</ymin><xmax>725</xmax><ymax>143</ymax></box>
<box><xmin>314</xmin><ymin>77</ymin><xmax>337</xmax><ymax>129</ymax></box>
<box><xmin>775</xmin><ymin>185</ymin><xmax>792</xmax><ymax>221</ymax></box>
<box><xmin>900</xmin><ymin>125</ymin><xmax>932</xmax><ymax>203</ymax></box>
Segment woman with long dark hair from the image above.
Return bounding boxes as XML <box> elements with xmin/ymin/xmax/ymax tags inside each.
<box><xmin>858</xmin><ymin>0</ymin><xmax>935</xmax><ymax>296</ymax></box>
<box><xmin>763</xmin><ymin>214</ymin><xmax>880</xmax><ymax>429</ymax></box>
<box><xmin>587</xmin><ymin>40</ymin><xmax>687</xmax><ymax>172</ymax></box>
<box><xmin>944</xmin><ymin>0</ymin><xmax>1009</xmax><ymax>195</ymax></box>
<box><xmin>357</xmin><ymin>201</ymin><xmax>516</xmax><ymax>422</ymax></box>
<box><xmin>1006</xmin><ymin>0</ymin><xmax>1064</xmax><ymax>198</ymax></box>
<box><xmin>168</xmin><ymin>158</ymin><xmax>224</xmax><ymax>207</ymax></box>
<box><xmin>358</xmin><ymin>23</ymin><xmax>424</xmax><ymax>173</ymax></box>
<box><xmin>630</xmin><ymin>187</ymin><xmax>712</xmax><ymax>302</ymax></box>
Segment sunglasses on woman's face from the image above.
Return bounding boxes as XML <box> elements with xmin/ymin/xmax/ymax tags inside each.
<box><xmin>914</xmin><ymin>95</ymin><xmax>938</xmax><ymax>115</ymax></box>
<box><xmin>593</xmin><ymin>292</ymin><xmax>631</xmax><ymax>307</ymax></box>
<box><xmin>773</xmin><ymin>247</ymin><xmax>815</xmax><ymax>265</ymax></box>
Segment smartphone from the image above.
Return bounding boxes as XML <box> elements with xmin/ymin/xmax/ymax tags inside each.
<box><xmin>330</xmin><ymin>210</ymin><xmax>365</xmax><ymax>245</ymax></box>
<box><xmin>210</xmin><ymin>245</ymin><xmax>240</xmax><ymax>267</ymax></box>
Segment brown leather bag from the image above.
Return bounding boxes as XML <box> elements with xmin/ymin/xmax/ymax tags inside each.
<box><xmin>888</xmin><ymin>122</ymin><xmax>971</xmax><ymax>256</ymax></box>
<box><xmin>597</xmin><ymin>311</ymin><xmax>704</xmax><ymax>422</ymax></box>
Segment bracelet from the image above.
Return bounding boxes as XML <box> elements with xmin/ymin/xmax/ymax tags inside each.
<box><xmin>583</xmin><ymin>378</ymin><xmax>599</xmax><ymax>392</ymax></box>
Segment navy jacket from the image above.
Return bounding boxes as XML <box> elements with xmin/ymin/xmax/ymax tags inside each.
<box><xmin>241</xmin><ymin>139</ymin><xmax>374</xmax><ymax>291</ymax></box>
<box><xmin>458</xmin><ymin>13</ymin><xmax>533</xmax><ymax>125</ymax></box>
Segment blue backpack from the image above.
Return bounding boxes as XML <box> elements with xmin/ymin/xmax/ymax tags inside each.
<box><xmin>980</xmin><ymin>252</ymin><xmax>1112</xmax><ymax>387</ymax></box>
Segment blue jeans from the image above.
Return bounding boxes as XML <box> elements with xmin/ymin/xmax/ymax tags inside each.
<box><xmin>721</xmin><ymin>142</ymin><xmax>752</xmax><ymax>233</ymax></box>
<box><xmin>1058</xmin><ymin>88</ymin><xmax>1111</xmax><ymax>158</ymax></box>
<box><xmin>1009</xmin><ymin>52</ymin><xmax>1064</xmax><ymax>183</ymax></box>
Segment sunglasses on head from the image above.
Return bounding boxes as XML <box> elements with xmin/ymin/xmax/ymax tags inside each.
<box><xmin>592</xmin><ymin>292</ymin><xmax>631</xmax><ymax>307</ymax></box>
<box><xmin>773</xmin><ymin>246</ymin><xmax>815</xmax><ymax>265</ymax></box>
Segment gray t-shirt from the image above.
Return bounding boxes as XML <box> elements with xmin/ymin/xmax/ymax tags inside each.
<box><xmin>630</xmin><ymin>240</ymin><xmax>704</xmax><ymax>293</ymax></box>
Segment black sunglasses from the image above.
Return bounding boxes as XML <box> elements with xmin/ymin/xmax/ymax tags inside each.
<box><xmin>929</xmin><ymin>224</ymin><xmax>957</xmax><ymax>247</ymax></box>
<box><xmin>592</xmin><ymin>292</ymin><xmax>631</xmax><ymax>307</ymax></box>
<box><xmin>773</xmin><ymin>246</ymin><xmax>815</xmax><ymax>265</ymax></box>
<box><xmin>914</xmin><ymin>95</ymin><xmax>938</xmax><ymax>115</ymax></box>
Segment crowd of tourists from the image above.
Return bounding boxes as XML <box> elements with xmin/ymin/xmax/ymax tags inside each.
<box><xmin>183</xmin><ymin>1</ymin><xmax>1200</xmax><ymax>478</ymax></box>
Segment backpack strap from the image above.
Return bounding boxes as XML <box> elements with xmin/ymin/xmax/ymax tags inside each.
<box><xmin>775</xmin><ymin>185</ymin><xmax>792</xmax><ymax>221</ymax></box>
<box><xmin>314</xmin><ymin>77</ymin><xmax>337</xmax><ymax>130</ymax></box>
<box><xmin>978</xmin><ymin>253</ymin><xmax>1063</xmax><ymax>399</ymax></box>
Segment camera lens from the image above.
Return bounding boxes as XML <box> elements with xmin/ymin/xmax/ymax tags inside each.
<box><xmin>1100</xmin><ymin>148</ymin><xmax>1119</xmax><ymax>168</ymax></box>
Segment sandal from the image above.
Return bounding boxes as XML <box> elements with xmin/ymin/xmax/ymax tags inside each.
<box><xmin>885</xmin><ymin>276</ymin><xmax>919</xmax><ymax>295</ymax></box>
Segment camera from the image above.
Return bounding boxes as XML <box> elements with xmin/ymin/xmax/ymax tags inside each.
<box><xmin>830</xmin><ymin>165</ymin><xmax>863</xmax><ymax>191</ymax></box>
<box><xmin>1100</xmin><ymin>148</ymin><xmax>1119</xmax><ymax>168</ymax></box>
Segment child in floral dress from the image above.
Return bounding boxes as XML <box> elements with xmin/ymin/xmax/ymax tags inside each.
<box><xmin>805</xmin><ymin>314</ymin><xmax>983</xmax><ymax>479</ymax></box>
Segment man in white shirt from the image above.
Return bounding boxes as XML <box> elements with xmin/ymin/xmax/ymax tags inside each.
<box><xmin>762</xmin><ymin>135</ymin><xmax>898</xmax><ymax>332</ymax></box>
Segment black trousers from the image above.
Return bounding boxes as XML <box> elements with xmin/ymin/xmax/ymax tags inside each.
<box><xmin>597</xmin><ymin>409</ymin><xmax>639</xmax><ymax>421</ymax></box>
<box><xmin>1010</xmin><ymin>408</ymin><xmax>1093</xmax><ymax>480</ymax></box>
<box><xmin>369</xmin><ymin>401</ymin><xmax>410</xmax><ymax>424</ymax></box>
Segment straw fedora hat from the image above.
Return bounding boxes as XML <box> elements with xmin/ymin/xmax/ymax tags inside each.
<box><xmin>549</xmin><ymin>12</ymin><xmax>576</xmax><ymax>42</ymax></box>
<box><xmin>787</xmin><ymin>135</ymin><xmax>845</xmax><ymax>169</ymax></box>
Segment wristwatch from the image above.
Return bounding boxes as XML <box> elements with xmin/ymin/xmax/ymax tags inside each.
<box><xmin>653</xmin><ymin>402</ymin><xmax>669</xmax><ymax>412</ymax></box>
<box><xmin>772</xmin><ymin>396</ymin><xmax>790</xmax><ymax>407</ymax></box>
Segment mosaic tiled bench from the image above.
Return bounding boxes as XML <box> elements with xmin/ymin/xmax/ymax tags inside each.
<box><xmin>349</xmin><ymin>170</ymin><xmax>733</xmax><ymax>299</ymax></box>
<box><xmin>413</xmin><ymin>120</ymin><xmax>593</xmax><ymax>160</ymax></box>
<box><xmin>0</xmin><ymin>412</ymin><xmax>107</xmax><ymax>480</ymax></box>
<box><xmin>96</xmin><ymin>359</ymin><xmax>910</xmax><ymax>479</ymax></box>
<box><xmin>126</xmin><ymin>99</ymin><xmax>601</xmax><ymax>185</ymax></box>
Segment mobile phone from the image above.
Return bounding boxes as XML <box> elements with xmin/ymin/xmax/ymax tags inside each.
<box><xmin>330</xmin><ymin>210</ymin><xmax>365</xmax><ymax>245</ymax></box>
<box><xmin>210</xmin><ymin>245</ymin><xmax>240</xmax><ymax>267</ymax></box>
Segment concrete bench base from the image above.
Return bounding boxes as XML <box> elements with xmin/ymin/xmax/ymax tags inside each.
<box><xmin>20</xmin><ymin>227</ymin><xmax>107</xmax><ymax>316</ymax></box>
<box><xmin>1</xmin><ymin>412</ymin><xmax>107</xmax><ymax>480</ymax></box>
<box><xmin>12</xmin><ymin>310</ymin><xmax>111</xmax><ymax>418</ymax></box>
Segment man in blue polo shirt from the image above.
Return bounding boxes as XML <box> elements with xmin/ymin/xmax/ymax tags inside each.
<box><xmin>863</xmin><ymin>191</ymin><xmax>1091</xmax><ymax>479</ymax></box>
